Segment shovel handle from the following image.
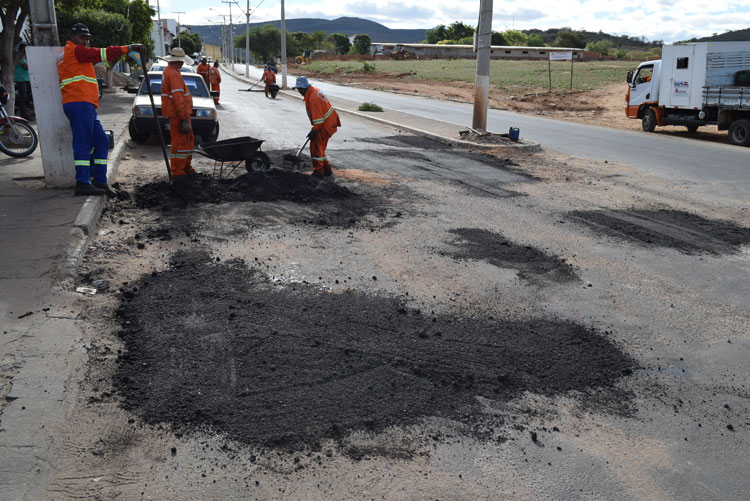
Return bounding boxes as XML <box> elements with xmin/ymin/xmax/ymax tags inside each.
<box><xmin>295</xmin><ymin>137</ymin><xmax>310</xmax><ymax>158</ymax></box>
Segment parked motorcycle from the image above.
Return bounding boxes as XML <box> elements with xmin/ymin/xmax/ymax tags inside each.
<box><xmin>0</xmin><ymin>84</ymin><xmax>38</xmax><ymax>157</ymax></box>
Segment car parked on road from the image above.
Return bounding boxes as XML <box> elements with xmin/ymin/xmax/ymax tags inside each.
<box><xmin>149</xmin><ymin>62</ymin><xmax>196</xmax><ymax>73</ymax></box>
<box><xmin>128</xmin><ymin>72</ymin><xmax>219</xmax><ymax>144</ymax></box>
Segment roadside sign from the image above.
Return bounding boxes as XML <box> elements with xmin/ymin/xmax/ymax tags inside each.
<box><xmin>549</xmin><ymin>51</ymin><xmax>573</xmax><ymax>61</ymax></box>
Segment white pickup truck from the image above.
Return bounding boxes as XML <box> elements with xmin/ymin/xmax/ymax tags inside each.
<box><xmin>625</xmin><ymin>42</ymin><xmax>750</xmax><ymax>146</ymax></box>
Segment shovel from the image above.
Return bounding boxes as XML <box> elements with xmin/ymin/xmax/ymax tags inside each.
<box><xmin>282</xmin><ymin>137</ymin><xmax>310</xmax><ymax>170</ymax></box>
<box><xmin>238</xmin><ymin>80</ymin><xmax>263</xmax><ymax>92</ymax></box>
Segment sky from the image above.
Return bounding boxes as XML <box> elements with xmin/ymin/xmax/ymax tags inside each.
<box><xmin>153</xmin><ymin>0</ymin><xmax>750</xmax><ymax>43</ymax></box>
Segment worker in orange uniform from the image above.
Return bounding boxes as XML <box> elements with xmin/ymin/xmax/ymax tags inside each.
<box><xmin>57</xmin><ymin>23</ymin><xmax>146</xmax><ymax>196</ymax></box>
<box><xmin>292</xmin><ymin>76</ymin><xmax>341</xmax><ymax>177</ymax></box>
<box><xmin>160</xmin><ymin>48</ymin><xmax>196</xmax><ymax>193</ymax></box>
<box><xmin>262</xmin><ymin>64</ymin><xmax>276</xmax><ymax>98</ymax></box>
<box><xmin>208</xmin><ymin>61</ymin><xmax>221</xmax><ymax>104</ymax></box>
<box><xmin>196</xmin><ymin>57</ymin><xmax>210</xmax><ymax>88</ymax></box>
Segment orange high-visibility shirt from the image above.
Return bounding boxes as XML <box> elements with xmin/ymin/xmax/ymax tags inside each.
<box><xmin>208</xmin><ymin>66</ymin><xmax>221</xmax><ymax>85</ymax></box>
<box><xmin>263</xmin><ymin>69</ymin><xmax>276</xmax><ymax>85</ymax></box>
<box><xmin>197</xmin><ymin>63</ymin><xmax>210</xmax><ymax>82</ymax></box>
<box><xmin>57</xmin><ymin>40</ymin><xmax>128</xmax><ymax>106</ymax></box>
<box><xmin>304</xmin><ymin>86</ymin><xmax>340</xmax><ymax>131</ymax></box>
<box><xmin>161</xmin><ymin>65</ymin><xmax>193</xmax><ymax>120</ymax></box>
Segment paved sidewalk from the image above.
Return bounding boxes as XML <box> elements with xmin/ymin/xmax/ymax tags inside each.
<box><xmin>0</xmin><ymin>90</ymin><xmax>133</xmax><ymax>498</ymax></box>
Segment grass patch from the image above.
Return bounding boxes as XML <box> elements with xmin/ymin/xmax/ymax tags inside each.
<box><xmin>358</xmin><ymin>102</ymin><xmax>383</xmax><ymax>112</ymax></box>
<box><xmin>305</xmin><ymin>59</ymin><xmax>639</xmax><ymax>92</ymax></box>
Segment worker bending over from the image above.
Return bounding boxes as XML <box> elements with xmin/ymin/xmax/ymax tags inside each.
<box><xmin>208</xmin><ymin>61</ymin><xmax>221</xmax><ymax>104</ymax></box>
<box><xmin>160</xmin><ymin>48</ymin><xmax>196</xmax><ymax>192</ymax></box>
<box><xmin>196</xmin><ymin>57</ymin><xmax>210</xmax><ymax>88</ymax></box>
<box><xmin>262</xmin><ymin>64</ymin><xmax>276</xmax><ymax>98</ymax></box>
<box><xmin>57</xmin><ymin>23</ymin><xmax>145</xmax><ymax>196</ymax></box>
<box><xmin>293</xmin><ymin>77</ymin><xmax>341</xmax><ymax>177</ymax></box>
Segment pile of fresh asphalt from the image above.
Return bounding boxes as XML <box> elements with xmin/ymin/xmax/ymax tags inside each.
<box><xmin>445</xmin><ymin>228</ymin><xmax>578</xmax><ymax>283</ymax></box>
<box><xmin>134</xmin><ymin>171</ymin><xmax>354</xmax><ymax>209</ymax></box>
<box><xmin>114</xmin><ymin>251</ymin><xmax>635</xmax><ymax>451</ymax></box>
<box><xmin>569</xmin><ymin>209</ymin><xmax>750</xmax><ymax>255</ymax></box>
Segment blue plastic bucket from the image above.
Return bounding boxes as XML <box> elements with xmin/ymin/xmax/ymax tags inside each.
<box><xmin>508</xmin><ymin>127</ymin><xmax>520</xmax><ymax>141</ymax></box>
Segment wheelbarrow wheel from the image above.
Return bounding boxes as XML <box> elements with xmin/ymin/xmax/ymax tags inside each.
<box><xmin>246</xmin><ymin>151</ymin><xmax>270</xmax><ymax>173</ymax></box>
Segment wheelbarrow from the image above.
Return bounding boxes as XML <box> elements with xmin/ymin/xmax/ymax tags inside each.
<box><xmin>195</xmin><ymin>136</ymin><xmax>271</xmax><ymax>178</ymax></box>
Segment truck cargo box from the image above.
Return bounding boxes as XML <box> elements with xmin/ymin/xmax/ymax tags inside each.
<box><xmin>659</xmin><ymin>42</ymin><xmax>750</xmax><ymax>110</ymax></box>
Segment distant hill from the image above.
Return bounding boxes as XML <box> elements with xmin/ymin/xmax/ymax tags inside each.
<box><xmin>187</xmin><ymin>17</ymin><xmax>426</xmax><ymax>46</ymax></box>
<box><xmin>693</xmin><ymin>28</ymin><xmax>750</xmax><ymax>42</ymax></box>
<box><xmin>525</xmin><ymin>28</ymin><xmax>662</xmax><ymax>50</ymax></box>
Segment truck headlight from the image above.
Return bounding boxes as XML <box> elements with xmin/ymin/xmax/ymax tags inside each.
<box><xmin>195</xmin><ymin>108</ymin><xmax>216</xmax><ymax>118</ymax></box>
<box><xmin>134</xmin><ymin>106</ymin><xmax>154</xmax><ymax>116</ymax></box>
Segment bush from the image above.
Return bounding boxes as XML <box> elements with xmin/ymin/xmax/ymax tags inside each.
<box><xmin>353</xmin><ymin>34</ymin><xmax>371</xmax><ymax>55</ymax></box>
<box><xmin>358</xmin><ymin>102</ymin><xmax>383</xmax><ymax>112</ymax></box>
<box><xmin>616</xmin><ymin>49</ymin><xmax>628</xmax><ymax>60</ymax></box>
<box><xmin>586</xmin><ymin>40</ymin><xmax>613</xmax><ymax>55</ymax></box>
<box><xmin>527</xmin><ymin>33</ymin><xmax>545</xmax><ymax>47</ymax></box>
<box><xmin>362</xmin><ymin>61</ymin><xmax>375</xmax><ymax>72</ymax></box>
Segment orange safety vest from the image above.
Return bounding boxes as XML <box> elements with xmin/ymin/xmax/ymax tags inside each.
<box><xmin>197</xmin><ymin>63</ymin><xmax>210</xmax><ymax>82</ymax></box>
<box><xmin>57</xmin><ymin>40</ymin><xmax>127</xmax><ymax>107</ymax></box>
<box><xmin>208</xmin><ymin>66</ymin><xmax>221</xmax><ymax>85</ymax></box>
<box><xmin>161</xmin><ymin>64</ymin><xmax>193</xmax><ymax>120</ymax></box>
<box><xmin>263</xmin><ymin>69</ymin><xmax>276</xmax><ymax>85</ymax></box>
<box><xmin>304</xmin><ymin>86</ymin><xmax>340</xmax><ymax>131</ymax></box>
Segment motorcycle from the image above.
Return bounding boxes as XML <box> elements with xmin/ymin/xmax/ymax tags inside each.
<box><xmin>0</xmin><ymin>84</ymin><xmax>38</xmax><ymax>157</ymax></box>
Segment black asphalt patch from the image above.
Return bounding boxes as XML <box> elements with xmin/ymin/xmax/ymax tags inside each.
<box><xmin>569</xmin><ymin>209</ymin><xmax>750</xmax><ymax>255</ymax></box>
<box><xmin>445</xmin><ymin>228</ymin><xmax>578</xmax><ymax>283</ymax></box>
<box><xmin>357</xmin><ymin>135</ymin><xmax>453</xmax><ymax>149</ymax></box>
<box><xmin>114</xmin><ymin>252</ymin><xmax>635</xmax><ymax>451</ymax></box>
<box><xmin>134</xmin><ymin>171</ymin><xmax>354</xmax><ymax>209</ymax></box>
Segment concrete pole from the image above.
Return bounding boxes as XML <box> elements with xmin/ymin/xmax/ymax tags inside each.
<box><xmin>29</xmin><ymin>0</ymin><xmax>60</xmax><ymax>46</ymax></box>
<box><xmin>472</xmin><ymin>0</ymin><xmax>493</xmax><ymax>133</ymax></box>
<box><xmin>280</xmin><ymin>0</ymin><xmax>287</xmax><ymax>88</ymax></box>
<box><xmin>245</xmin><ymin>0</ymin><xmax>250</xmax><ymax>76</ymax></box>
<box><xmin>222</xmin><ymin>1</ymin><xmax>234</xmax><ymax>66</ymax></box>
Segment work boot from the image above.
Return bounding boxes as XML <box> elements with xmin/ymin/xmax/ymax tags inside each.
<box><xmin>74</xmin><ymin>181</ymin><xmax>106</xmax><ymax>197</ymax></box>
<box><xmin>92</xmin><ymin>182</ymin><xmax>118</xmax><ymax>199</ymax></box>
<box><xmin>323</xmin><ymin>168</ymin><xmax>333</xmax><ymax>177</ymax></box>
<box><xmin>310</xmin><ymin>172</ymin><xmax>324</xmax><ymax>179</ymax></box>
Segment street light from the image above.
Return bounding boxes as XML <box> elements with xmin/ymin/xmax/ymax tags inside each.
<box><xmin>231</xmin><ymin>0</ymin><xmax>252</xmax><ymax>77</ymax></box>
<box><xmin>173</xmin><ymin>11</ymin><xmax>185</xmax><ymax>48</ymax></box>
<box><xmin>221</xmin><ymin>0</ymin><xmax>235</xmax><ymax>67</ymax></box>
<box><xmin>209</xmin><ymin>8</ymin><xmax>229</xmax><ymax>62</ymax></box>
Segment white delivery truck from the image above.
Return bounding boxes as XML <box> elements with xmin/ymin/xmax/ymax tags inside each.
<box><xmin>625</xmin><ymin>42</ymin><xmax>750</xmax><ymax>146</ymax></box>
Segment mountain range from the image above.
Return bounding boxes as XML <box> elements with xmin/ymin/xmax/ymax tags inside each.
<box><xmin>185</xmin><ymin>17</ymin><xmax>750</xmax><ymax>49</ymax></box>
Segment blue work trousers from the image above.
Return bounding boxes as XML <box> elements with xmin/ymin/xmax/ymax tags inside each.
<box><xmin>63</xmin><ymin>102</ymin><xmax>109</xmax><ymax>184</ymax></box>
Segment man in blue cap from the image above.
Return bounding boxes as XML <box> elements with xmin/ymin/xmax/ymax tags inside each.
<box><xmin>293</xmin><ymin>76</ymin><xmax>341</xmax><ymax>177</ymax></box>
<box><xmin>57</xmin><ymin>23</ymin><xmax>145</xmax><ymax>196</ymax></box>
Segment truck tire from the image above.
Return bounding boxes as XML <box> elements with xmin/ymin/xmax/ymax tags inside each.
<box><xmin>128</xmin><ymin>117</ymin><xmax>149</xmax><ymax>144</ymax></box>
<box><xmin>642</xmin><ymin>109</ymin><xmax>657</xmax><ymax>132</ymax></box>
<box><xmin>728</xmin><ymin>119</ymin><xmax>750</xmax><ymax>146</ymax></box>
<box><xmin>686</xmin><ymin>125</ymin><xmax>699</xmax><ymax>133</ymax></box>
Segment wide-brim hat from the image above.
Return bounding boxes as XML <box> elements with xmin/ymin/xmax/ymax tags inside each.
<box><xmin>292</xmin><ymin>76</ymin><xmax>311</xmax><ymax>89</ymax></box>
<box><xmin>161</xmin><ymin>47</ymin><xmax>194</xmax><ymax>65</ymax></box>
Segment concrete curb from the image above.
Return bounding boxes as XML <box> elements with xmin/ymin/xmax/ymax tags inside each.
<box><xmin>225</xmin><ymin>66</ymin><xmax>541</xmax><ymax>152</ymax></box>
<box><xmin>63</xmin><ymin>126</ymin><xmax>129</xmax><ymax>278</ymax></box>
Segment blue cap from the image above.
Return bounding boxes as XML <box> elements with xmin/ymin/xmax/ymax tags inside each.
<box><xmin>292</xmin><ymin>76</ymin><xmax>311</xmax><ymax>89</ymax></box>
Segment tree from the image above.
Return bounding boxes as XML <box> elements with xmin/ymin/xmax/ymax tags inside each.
<box><xmin>527</xmin><ymin>33</ymin><xmax>545</xmax><ymax>47</ymax></box>
<box><xmin>554</xmin><ymin>30</ymin><xmax>586</xmax><ymax>48</ymax></box>
<box><xmin>445</xmin><ymin>21</ymin><xmax>474</xmax><ymax>41</ymax></box>
<box><xmin>57</xmin><ymin>8</ymin><xmax>132</xmax><ymax>88</ymax></box>
<box><xmin>330</xmin><ymin>33</ymin><xmax>350</xmax><ymax>55</ymax></box>
<box><xmin>491</xmin><ymin>31</ymin><xmax>508</xmax><ymax>46</ymax></box>
<box><xmin>586</xmin><ymin>39</ymin><xmax>612</xmax><ymax>55</ymax></box>
<box><xmin>248</xmin><ymin>24</ymin><xmax>280</xmax><ymax>62</ymax></box>
<box><xmin>173</xmin><ymin>32</ymin><xmax>201</xmax><ymax>56</ymax></box>
<box><xmin>101</xmin><ymin>0</ymin><xmax>154</xmax><ymax>43</ymax></box>
<box><xmin>502</xmin><ymin>29</ymin><xmax>528</xmax><ymax>46</ymax></box>
<box><xmin>0</xmin><ymin>0</ymin><xmax>30</xmax><ymax>115</ymax></box>
<box><xmin>352</xmin><ymin>33</ymin><xmax>371</xmax><ymax>55</ymax></box>
<box><xmin>424</xmin><ymin>24</ymin><xmax>447</xmax><ymax>44</ymax></box>
<box><xmin>310</xmin><ymin>30</ymin><xmax>328</xmax><ymax>50</ymax></box>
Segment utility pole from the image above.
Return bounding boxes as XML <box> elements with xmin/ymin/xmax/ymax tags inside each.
<box><xmin>472</xmin><ymin>0</ymin><xmax>493</xmax><ymax>132</ymax></box>
<box><xmin>245</xmin><ymin>0</ymin><xmax>250</xmax><ymax>76</ymax></box>
<box><xmin>173</xmin><ymin>11</ymin><xmax>185</xmax><ymax>48</ymax></box>
<box><xmin>280</xmin><ymin>0</ymin><xmax>287</xmax><ymax>88</ymax></box>
<box><xmin>29</xmin><ymin>0</ymin><xmax>60</xmax><ymax>46</ymax></box>
<box><xmin>222</xmin><ymin>0</ymin><xmax>234</xmax><ymax>66</ymax></box>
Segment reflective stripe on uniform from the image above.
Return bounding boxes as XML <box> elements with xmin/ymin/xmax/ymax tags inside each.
<box><xmin>170</xmin><ymin>153</ymin><xmax>190</xmax><ymax>158</ymax></box>
<box><xmin>161</xmin><ymin>93</ymin><xmax>173</xmax><ymax>98</ymax></box>
<box><xmin>311</xmin><ymin>156</ymin><xmax>327</xmax><ymax>161</ymax></box>
<box><xmin>74</xmin><ymin>160</ymin><xmax>90</xmax><ymax>166</ymax></box>
<box><xmin>60</xmin><ymin>75</ymin><xmax>98</xmax><ymax>88</ymax></box>
<box><xmin>172</xmin><ymin>89</ymin><xmax>185</xmax><ymax>92</ymax></box>
<box><xmin>311</xmin><ymin>107</ymin><xmax>334</xmax><ymax>125</ymax></box>
<box><xmin>176</xmin><ymin>149</ymin><xmax>194</xmax><ymax>153</ymax></box>
<box><xmin>94</xmin><ymin>159</ymin><xmax>107</xmax><ymax>165</ymax></box>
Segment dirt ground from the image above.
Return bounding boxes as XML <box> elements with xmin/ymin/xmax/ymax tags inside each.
<box><xmin>293</xmin><ymin>66</ymin><xmax>731</xmax><ymax>143</ymax></box>
<box><xmin>42</xmin><ymin>125</ymin><xmax>749</xmax><ymax>499</ymax></box>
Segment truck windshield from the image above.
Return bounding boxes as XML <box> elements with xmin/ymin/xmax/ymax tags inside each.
<box><xmin>634</xmin><ymin>66</ymin><xmax>653</xmax><ymax>85</ymax></box>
